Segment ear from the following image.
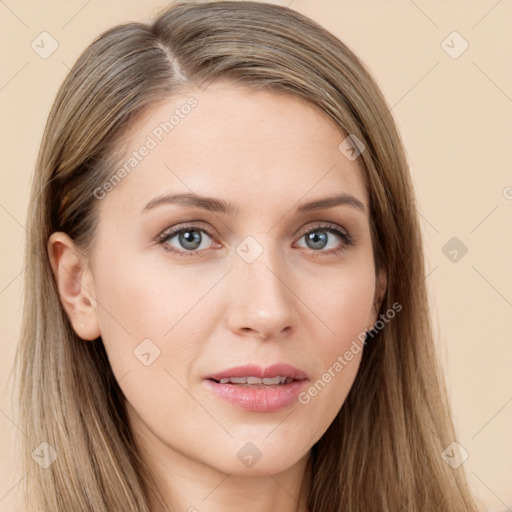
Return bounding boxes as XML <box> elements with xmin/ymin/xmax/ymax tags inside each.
<box><xmin>368</xmin><ymin>266</ymin><xmax>387</xmax><ymax>329</ymax></box>
<box><xmin>47</xmin><ymin>232</ymin><xmax>101</xmax><ymax>341</ymax></box>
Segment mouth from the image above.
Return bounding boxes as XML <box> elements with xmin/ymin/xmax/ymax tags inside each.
<box><xmin>203</xmin><ymin>364</ymin><xmax>308</xmax><ymax>412</ymax></box>
<box><xmin>205</xmin><ymin>363</ymin><xmax>308</xmax><ymax>382</ymax></box>
<box><xmin>207</xmin><ymin>375</ymin><xmax>298</xmax><ymax>387</ymax></box>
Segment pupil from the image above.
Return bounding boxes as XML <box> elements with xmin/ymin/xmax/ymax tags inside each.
<box><xmin>307</xmin><ymin>231</ymin><xmax>327</xmax><ymax>250</ymax></box>
<box><xmin>180</xmin><ymin>230</ymin><xmax>201</xmax><ymax>250</ymax></box>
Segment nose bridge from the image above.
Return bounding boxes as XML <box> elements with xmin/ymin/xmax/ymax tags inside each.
<box><xmin>227</xmin><ymin>235</ymin><xmax>298</xmax><ymax>338</ymax></box>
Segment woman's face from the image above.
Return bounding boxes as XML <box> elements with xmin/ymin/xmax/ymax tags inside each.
<box><xmin>55</xmin><ymin>83</ymin><xmax>386</xmax><ymax>477</ymax></box>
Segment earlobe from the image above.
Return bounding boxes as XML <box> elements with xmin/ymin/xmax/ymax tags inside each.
<box><xmin>47</xmin><ymin>232</ymin><xmax>101</xmax><ymax>341</ymax></box>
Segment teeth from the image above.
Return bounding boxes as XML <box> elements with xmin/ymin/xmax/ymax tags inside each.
<box><xmin>262</xmin><ymin>376</ymin><xmax>284</xmax><ymax>385</ymax></box>
<box><xmin>228</xmin><ymin>377</ymin><xmax>247</xmax><ymax>384</ymax></box>
<box><xmin>217</xmin><ymin>376</ymin><xmax>291</xmax><ymax>385</ymax></box>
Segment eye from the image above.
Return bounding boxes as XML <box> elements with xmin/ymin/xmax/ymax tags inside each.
<box><xmin>295</xmin><ymin>223</ymin><xmax>354</xmax><ymax>256</ymax></box>
<box><xmin>156</xmin><ymin>222</ymin><xmax>354</xmax><ymax>258</ymax></box>
<box><xmin>156</xmin><ymin>224</ymin><xmax>217</xmax><ymax>256</ymax></box>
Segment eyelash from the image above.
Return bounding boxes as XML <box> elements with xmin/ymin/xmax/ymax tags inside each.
<box><xmin>155</xmin><ymin>222</ymin><xmax>355</xmax><ymax>258</ymax></box>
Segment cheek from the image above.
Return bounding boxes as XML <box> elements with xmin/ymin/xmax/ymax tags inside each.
<box><xmin>91</xmin><ymin>251</ymin><xmax>224</xmax><ymax>378</ymax></box>
<box><xmin>305</xmin><ymin>258</ymin><xmax>376</xmax><ymax>344</ymax></box>
<box><xmin>91</xmin><ymin>256</ymin><xmax>217</xmax><ymax>436</ymax></box>
<box><xmin>294</xmin><ymin>261</ymin><xmax>374</xmax><ymax>420</ymax></box>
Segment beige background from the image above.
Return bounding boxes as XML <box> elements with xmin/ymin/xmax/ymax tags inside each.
<box><xmin>1</xmin><ymin>0</ymin><xmax>511</xmax><ymax>510</ymax></box>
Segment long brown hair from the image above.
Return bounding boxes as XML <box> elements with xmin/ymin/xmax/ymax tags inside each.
<box><xmin>14</xmin><ymin>1</ymin><xmax>480</xmax><ymax>510</ymax></box>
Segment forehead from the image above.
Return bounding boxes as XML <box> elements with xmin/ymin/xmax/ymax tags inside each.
<box><xmin>98</xmin><ymin>82</ymin><xmax>368</xmax><ymax>218</ymax></box>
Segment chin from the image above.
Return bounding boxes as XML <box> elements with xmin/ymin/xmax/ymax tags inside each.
<box><xmin>204</xmin><ymin>438</ymin><xmax>310</xmax><ymax>476</ymax></box>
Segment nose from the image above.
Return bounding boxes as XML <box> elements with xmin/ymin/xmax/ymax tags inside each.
<box><xmin>226</xmin><ymin>249</ymin><xmax>299</xmax><ymax>340</ymax></box>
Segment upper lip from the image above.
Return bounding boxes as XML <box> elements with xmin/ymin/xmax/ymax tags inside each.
<box><xmin>206</xmin><ymin>364</ymin><xmax>308</xmax><ymax>381</ymax></box>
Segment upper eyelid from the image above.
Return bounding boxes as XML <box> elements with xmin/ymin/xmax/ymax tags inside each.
<box><xmin>155</xmin><ymin>221</ymin><xmax>214</xmax><ymax>240</ymax></box>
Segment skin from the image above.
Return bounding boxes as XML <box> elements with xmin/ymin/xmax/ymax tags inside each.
<box><xmin>48</xmin><ymin>82</ymin><xmax>386</xmax><ymax>512</ymax></box>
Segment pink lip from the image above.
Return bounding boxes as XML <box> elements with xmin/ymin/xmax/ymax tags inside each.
<box><xmin>203</xmin><ymin>363</ymin><xmax>308</xmax><ymax>413</ymax></box>
<box><xmin>205</xmin><ymin>363</ymin><xmax>308</xmax><ymax>381</ymax></box>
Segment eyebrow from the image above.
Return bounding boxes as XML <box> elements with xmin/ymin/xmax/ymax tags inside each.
<box><xmin>141</xmin><ymin>192</ymin><xmax>367</xmax><ymax>216</ymax></box>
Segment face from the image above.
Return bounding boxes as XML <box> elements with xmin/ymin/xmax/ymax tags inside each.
<box><xmin>50</xmin><ymin>82</ymin><xmax>386</xmax><ymax>478</ymax></box>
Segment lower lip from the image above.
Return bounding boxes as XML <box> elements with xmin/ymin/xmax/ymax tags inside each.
<box><xmin>202</xmin><ymin>379</ymin><xmax>307</xmax><ymax>412</ymax></box>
